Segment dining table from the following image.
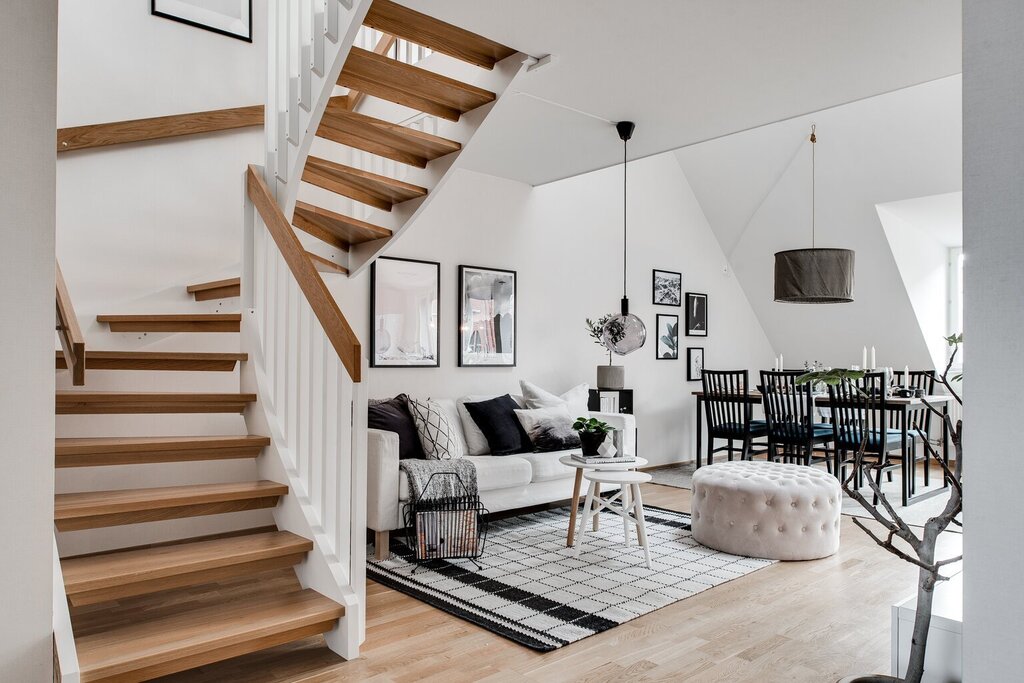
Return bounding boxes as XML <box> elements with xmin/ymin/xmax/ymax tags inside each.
<box><xmin>691</xmin><ymin>390</ymin><xmax>953</xmax><ymax>507</ymax></box>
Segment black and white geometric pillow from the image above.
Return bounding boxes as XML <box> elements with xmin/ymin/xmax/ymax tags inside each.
<box><xmin>407</xmin><ymin>397</ymin><xmax>465</xmax><ymax>460</ymax></box>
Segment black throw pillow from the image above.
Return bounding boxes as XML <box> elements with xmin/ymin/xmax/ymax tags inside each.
<box><xmin>464</xmin><ymin>394</ymin><xmax>532</xmax><ymax>455</ymax></box>
<box><xmin>368</xmin><ymin>394</ymin><xmax>426</xmax><ymax>460</ymax></box>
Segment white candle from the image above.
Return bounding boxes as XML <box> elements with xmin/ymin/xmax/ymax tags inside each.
<box><xmin>870</xmin><ymin>346</ymin><xmax>876</xmax><ymax>370</ymax></box>
<box><xmin>862</xmin><ymin>346</ymin><xmax>867</xmax><ymax>369</ymax></box>
<box><xmin>779</xmin><ymin>354</ymin><xmax>784</xmax><ymax>371</ymax></box>
<box><xmin>904</xmin><ymin>365</ymin><xmax>910</xmax><ymax>386</ymax></box>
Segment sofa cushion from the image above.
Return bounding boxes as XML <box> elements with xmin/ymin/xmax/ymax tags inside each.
<box><xmin>368</xmin><ymin>394</ymin><xmax>425</xmax><ymax>460</ymax></box>
<box><xmin>520</xmin><ymin>380</ymin><xmax>590</xmax><ymax>418</ymax></box>
<box><xmin>464</xmin><ymin>395</ymin><xmax>532</xmax><ymax>455</ymax></box>
<box><xmin>518</xmin><ymin>450</ymin><xmax>578</xmax><ymax>483</ymax></box>
<box><xmin>399</xmin><ymin>455</ymin><xmax>532</xmax><ymax>499</ymax></box>
<box><xmin>407</xmin><ymin>397</ymin><xmax>465</xmax><ymax>460</ymax></box>
<box><xmin>514</xmin><ymin>406</ymin><xmax>581</xmax><ymax>452</ymax></box>
<box><xmin>457</xmin><ymin>394</ymin><xmax>526</xmax><ymax>455</ymax></box>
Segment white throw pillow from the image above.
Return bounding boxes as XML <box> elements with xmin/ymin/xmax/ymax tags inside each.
<box><xmin>457</xmin><ymin>394</ymin><xmax>525</xmax><ymax>455</ymax></box>
<box><xmin>407</xmin><ymin>397</ymin><xmax>465</xmax><ymax>460</ymax></box>
<box><xmin>519</xmin><ymin>380</ymin><xmax>590</xmax><ymax>419</ymax></box>
<box><xmin>514</xmin><ymin>406</ymin><xmax>582</xmax><ymax>453</ymax></box>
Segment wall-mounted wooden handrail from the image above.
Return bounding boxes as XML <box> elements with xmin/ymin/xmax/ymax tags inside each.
<box><xmin>56</xmin><ymin>261</ymin><xmax>86</xmax><ymax>386</ymax></box>
<box><xmin>346</xmin><ymin>32</ymin><xmax>397</xmax><ymax>111</ymax></box>
<box><xmin>246</xmin><ymin>165</ymin><xmax>362</xmax><ymax>382</ymax></box>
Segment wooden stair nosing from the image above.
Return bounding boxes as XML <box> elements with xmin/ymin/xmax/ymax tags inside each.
<box><xmin>55</xmin><ymin>435</ymin><xmax>270</xmax><ymax>467</ymax></box>
<box><xmin>307</xmin><ymin>251</ymin><xmax>349</xmax><ymax>275</ymax></box>
<box><xmin>57</xmin><ymin>350</ymin><xmax>247</xmax><ymax>372</ymax></box>
<box><xmin>363</xmin><ymin>0</ymin><xmax>517</xmax><ymax>70</ymax></box>
<box><xmin>56</xmin><ymin>391</ymin><xmax>257</xmax><ymax>415</ymax></box>
<box><xmin>62</xmin><ymin>530</ymin><xmax>312</xmax><ymax>606</ymax></box>
<box><xmin>302</xmin><ymin>156</ymin><xmax>427</xmax><ymax>212</ymax></box>
<box><xmin>293</xmin><ymin>201</ymin><xmax>392</xmax><ymax>249</ymax></box>
<box><xmin>96</xmin><ymin>313</ymin><xmax>242</xmax><ymax>333</ymax></box>
<box><xmin>54</xmin><ymin>480</ymin><xmax>287</xmax><ymax>531</ymax></box>
<box><xmin>74</xmin><ymin>589</ymin><xmax>343</xmax><ymax>682</ymax></box>
<box><xmin>317</xmin><ymin>105</ymin><xmax>461</xmax><ymax>169</ymax></box>
<box><xmin>186</xmin><ymin>277</ymin><xmax>241</xmax><ymax>301</ymax></box>
<box><xmin>339</xmin><ymin>47</ymin><xmax>496</xmax><ymax>122</ymax></box>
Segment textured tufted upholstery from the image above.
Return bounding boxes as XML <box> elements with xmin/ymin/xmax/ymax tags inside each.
<box><xmin>691</xmin><ymin>461</ymin><xmax>841</xmax><ymax>561</ymax></box>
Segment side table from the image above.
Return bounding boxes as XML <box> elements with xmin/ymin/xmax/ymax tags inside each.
<box><xmin>558</xmin><ymin>454</ymin><xmax>648</xmax><ymax>547</ymax></box>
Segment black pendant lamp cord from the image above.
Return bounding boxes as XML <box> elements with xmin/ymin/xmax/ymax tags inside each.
<box><xmin>623</xmin><ymin>131</ymin><xmax>628</xmax><ymax>298</ymax></box>
<box><xmin>810</xmin><ymin>124</ymin><xmax>816</xmax><ymax>249</ymax></box>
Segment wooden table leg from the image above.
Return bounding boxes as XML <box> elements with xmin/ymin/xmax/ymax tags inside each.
<box><xmin>567</xmin><ymin>468</ymin><xmax>583</xmax><ymax>547</ymax></box>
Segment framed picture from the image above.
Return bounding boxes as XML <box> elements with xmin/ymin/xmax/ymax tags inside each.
<box><xmin>656</xmin><ymin>314</ymin><xmax>679</xmax><ymax>360</ymax></box>
<box><xmin>685</xmin><ymin>292</ymin><xmax>708</xmax><ymax>336</ymax></box>
<box><xmin>370</xmin><ymin>257</ymin><xmax>440</xmax><ymax>367</ymax></box>
<box><xmin>459</xmin><ymin>265</ymin><xmax>516</xmax><ymax>367</ymax></box>
<box><xmin>652</xmin><ymin>269</ymin><xmax>682</xmax><ymax>306</ymax></box>
<box><xmin>152</xmin><ymin>0</ymin><xmax>253</xmax><ymax>42</ymax></box>
<box><xmin>687</xmin><ymin>347</ymin><xmax>705</xmax><ymax>381</ymax></box>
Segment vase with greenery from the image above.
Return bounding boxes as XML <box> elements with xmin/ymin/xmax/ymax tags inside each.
<box><xmin>587</xmin><ymin>315</ymin><xmax>625</xmax><ymax>389</ymax></box>
<box><xmin>573</xmin><ymin>416</ymin><xmax>613</xmax><ymax>456</ymax></box>
<box><xmin>798</xmin><ymin>334</ymin><xmax>963</xmax><ymax>683</ymax></box>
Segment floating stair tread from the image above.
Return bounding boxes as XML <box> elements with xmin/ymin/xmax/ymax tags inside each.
<box><xmin>57</xmin><ymin>350</ymin><xmax>247</xmax><ymax>372</ymax></box>
<box><xmin>74</xmin><ymin>588</ymin><xmax>343</xmax><ymax>682</ymax></box>
<box><xmin>306</xmin><ymin>251</ymin><xmax>349</xmax><ymax>275</ymax></box>
<box><xmin>363</xmin><ymin>0</ymin><xmax>517</xmax><ymax>70</ymax></box>
<box><xmin>339</xmin><ymin>47</ymin><xmax>495</xmax><ymax>122</ymax></box>
<box><xmin>55</xmin><ymin>435</ymin><xmax>269</xmax><ymax>467</ymax></box>
<box><xmin>186</xmin><ymin>277</ymin><xmax>241</xmax><ymax>301</ymax></box>
<box><xmin>317</xmin><ymin>104</ymin><xmax>460</xmax><ymax>168</ymax></box>
<box><xmin>293</xmin><ymin>201</ymin><xmax>392</xmax><ymax>248</ymax></box>
<box><xmin>96</xmin><ymin>313</ymin><xmax>241</xmax><ymax>333</ymax></box>
<box><xmin>56</xmin><ymin>391</ymin><xmax>257</xmax><ymax>415</ymax></box>
<box><xmin>303</xmin><ymin>155</ymin><xmax>427</xmax><ymax>211</ymax></box>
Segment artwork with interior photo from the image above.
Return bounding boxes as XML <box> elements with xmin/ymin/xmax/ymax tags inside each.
<box><xmin>371</xmin><ymin>257</ymin><xmax>441</xmax><ymax>367</ymax></box>
<box><xmin>657</xmin><ymin>314</ymin><xmax>679</xmax><ymax>359</ymax></box>
<box><xmin>653</xmin><ymin>269</ymin><xmax>682</xmax><ymax>306</ymax></box>
<box><xmin>151</xmin><ymin>0</ymin><xmax>253</xmax><ymax>42</ymax></box>
<box><xmin>685</xmin><ymin>292</ymin><xmax>708</xmax><ymax>336</ymax></box>
<box><xmin>687</xmin><ymin>347</ymin><xmax>704</xmax><ymax>381</ymax></box>
<box><xmin>459</xmin><ymin>265</ymin><xmax>516</xmax><ymax>367</ymax></box>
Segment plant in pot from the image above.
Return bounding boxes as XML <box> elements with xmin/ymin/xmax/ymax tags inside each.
<box><xmin>797</xmin><ymin>333</ymin><xmax>963</xmax><ymax>683</ymax></box>
<box><xmin>587</xmin><ymin>315</ymin><xmax>625</xmax><ymax>389</ymax></box>
<box><xmin>573</xmin><ymin>417</ymin><xmax>613</xmax><ymax>456</ymax></box>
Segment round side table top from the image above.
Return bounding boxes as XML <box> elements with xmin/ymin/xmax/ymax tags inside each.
<box><xmin>558</xmin><ymin>454</ymin><xmax>647</xmax><ymax>470</ymax></box>
<box><xmin>584</xmin><ymin>470</ymin><xmax>653</xmax><ymax>485</ymax></box>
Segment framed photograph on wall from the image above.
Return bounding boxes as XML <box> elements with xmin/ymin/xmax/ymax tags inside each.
<box><xmin>459</xmin><ymin>265</ymin><xmax>517</xmax><ymax>367</ymax></box>
<box><xmin>685</xmin><ymin>292</ymin><xmax>708</xmax><ymax>336</ymax></box>
<box><xmin>656</xmin><ymin>314</ymin><xmax>679</xmax><ymax>360</ymax></box>
<box><xmin>652</xmin><ymin>269</ymin><xmax>682</xmax><ymax>306</ymax></box>
<box><xmin>370</xmin><ymin>257</ymin><xmax>441</xmax><ymax>368</ymax></box>
<box><xmin>687</xmin><ymin>347</ymin><xmax>705</xmax><ymax>381</ymax></box>
<box><xmin>152</xmin><ymin>0</ymin><xmax>253</xmax><ymax>42</ymax></box>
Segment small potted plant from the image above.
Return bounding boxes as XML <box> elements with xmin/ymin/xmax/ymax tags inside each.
<box><xmin>573</xmin><ymin>417</ymin><xmax>613</xmax><ymax>456</ymax></box>
<box><xmin>587</xmin><ymin>315</ymin><xmax>625</xmax><ymax>389</ymax></box>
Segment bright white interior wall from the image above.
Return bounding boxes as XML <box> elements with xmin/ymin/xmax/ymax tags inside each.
<box><xmin>0</xmin><ymin>1</ymin><xmax>57</xmax><ymax>679</ymax></box>
<box><xmin>329</xmin><ymin>154</ymin><xmax>774</xmax><ymax>466</ymax></box>
<box><xmin>963</xmin><ymin>1</ymin><xmax>1024</xmax><ymax>678</ymax></box>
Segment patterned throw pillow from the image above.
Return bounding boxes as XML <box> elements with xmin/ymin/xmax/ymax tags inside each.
<box><xmin>514</xmin><ymin>406</ymin><xmax>582</xmax><ymax>453</ymax></box>
<box><xmin>407</xmin><ymin>397</ymin><xmax>465</xmax><ymax>460</ymax></box>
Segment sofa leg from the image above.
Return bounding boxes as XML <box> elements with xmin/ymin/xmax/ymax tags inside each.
<box><xmin>374</xmin><ymin>530</ymin><xmax>390</xmax><ymax>561</ymax></box>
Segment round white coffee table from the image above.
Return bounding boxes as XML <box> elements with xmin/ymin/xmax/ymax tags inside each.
<box><xmin>559</xmin><ymin>454</ymin><xmax>648</xmax><ymax>547</ymax></box>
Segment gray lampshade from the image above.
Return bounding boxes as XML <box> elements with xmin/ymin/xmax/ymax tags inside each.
<box><xmin>774</xmin><ymin>248</ymin><xmax>855</xmax><ymax>303</ymax></box>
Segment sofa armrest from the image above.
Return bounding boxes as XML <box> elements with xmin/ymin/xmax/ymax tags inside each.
<box><xmin>366</xmin><ymin>429</ymin><xmax>401</xmax><ymax>532</ymax></box>
<box><xmin>588</xmin><ymin>411</ymin><xmax>637</xmax><ymax>457</ymax></box>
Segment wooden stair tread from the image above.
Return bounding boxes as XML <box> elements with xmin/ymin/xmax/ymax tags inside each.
<box><xmin>317</xmin><ymin>104</ymin><xmax>460</xmax><ymax>169</ymax></box>
<box><xmin>303</xmin><ymin>156</ymin><xmax>427</xmax><ymax>212</ymax></box>
<box><xmin>363</xmin><ymin>0</ymin><xmax>517</xmax><ymax>70</ymax></box>
<box><xmin>339</xmin><ymin>47</ymin><xmax>495</xmax><ymax>122</ymax></box>
<box><xmin>186</xmin><ymin>277</ymin><xmax>241</xmax><ymax>301</ymax></box>
<box><xmin>55</xmin><ymin>435</ymin><xmax>269</xmax><ymax>467</ymax></box>
<box><xmin>97</xmin><ymin>313</ymin><xmax>241</xmax><ymax>333</ymax></box>
<box><xmin>57</xmin><ymin>350</ymin><xmax>247</xmax><ymax>372</ymax></box>
<box><xmin>293</xmin><ymin>201</ymin><xmax>392</xmax><ymax>251</ymax></box>
<box><xmin>306</xmin><ymin>251</ymin><xmax>349</xmax><ymax>275</ymax></box>
<box><xmin>56</xmin><ymin>391</ymin><xmax>257</xmax><ymax>415</ymax></box>
<box><xmin>74</xmin><ymin>588</ymin><xmax>343</xmax><ymax>682</ymax></box>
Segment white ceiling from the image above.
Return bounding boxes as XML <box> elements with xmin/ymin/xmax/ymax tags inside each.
<box><xmin>401</xmin><ymin>0</ymin><xmax>962</xmax><ymax>186</ymax></box>
<box><xmin>876</xmin><ymin>192</ymin><xmax>963</xmax><ymax>247</ymax></box>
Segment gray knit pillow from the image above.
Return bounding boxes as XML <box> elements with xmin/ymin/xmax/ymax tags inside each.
<box><xmin>406</xmin><ymin>397</ymin><xmax>465</xmax><ymax>460</ymax></box>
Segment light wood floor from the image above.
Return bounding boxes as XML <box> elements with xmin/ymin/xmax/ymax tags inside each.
<box><xmin>149</xmin><ymin>483</ymin><xmax>961</xmax><ymax>682</ymax></box>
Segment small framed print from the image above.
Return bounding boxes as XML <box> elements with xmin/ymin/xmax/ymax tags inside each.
<box><xmin>687</xmin><ymin>347</ymin><xmax>705</xmax><ymax>381</ymax></box>
<box><xmin>685</xmin><ymin>292</ymin><xmax>708</xmax><ymax>337</ymax></box>
<box><xmin>152</xmin><ymin>0</ymin><xmax>253</xmax><ymax>42</ymax></box>
<box><xmin>652</xmin><ymin>269</ymin><xmax>682</xmax><ymax>306</ymax></box>
<box><xmin>459</xmin><ymin>265</ymin><xmax>516</xmax><ymax>367</ymax></box>
<box><xmin>656</xmin><ymin>314</ymin><xmax>679</xmax><ymax>360</ymax></box>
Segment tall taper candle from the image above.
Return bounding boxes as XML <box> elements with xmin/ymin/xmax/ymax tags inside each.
<box><xmin>870</xmin><ymin>346</ymin><xmax>876</xmax><ymax>370</ymax></box>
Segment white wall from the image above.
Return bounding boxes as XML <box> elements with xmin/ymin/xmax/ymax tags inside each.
<box><xmin>963</xmin><ymin>1</ymin><xmax>1024</xmax><ymax>679</ymax></box>
<box><xmin>0</xmin><ymin>1</ymin><xmax>57</xmax><ymax>679</ymax></box>
<box><xmin>329</xmin><ymin>153</ymin><xmax>774</xmax><ymax>466</ymax></box>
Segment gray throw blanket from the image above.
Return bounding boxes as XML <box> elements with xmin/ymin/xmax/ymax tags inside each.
<box><xmin>399</xmin><ymin>458</ymin><xmax>478</xmax><ymax>501</ymax></box>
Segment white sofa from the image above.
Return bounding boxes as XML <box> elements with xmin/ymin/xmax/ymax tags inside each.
<box><xmin>367</xmin><ymin>395</ymin><xmax>636</xmax><ymax>559</ymax></box>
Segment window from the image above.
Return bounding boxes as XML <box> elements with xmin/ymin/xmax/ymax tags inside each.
<box><xmin>947</xmin><ymin>246</ymin><xmax>963</xmax><ymax>365</ymax></box>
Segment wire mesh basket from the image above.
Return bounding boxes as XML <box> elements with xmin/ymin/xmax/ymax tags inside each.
<box><xmin>402</xmin><ymin>472</ymin><xmax>489</xmax><ymax>570</ymax></box>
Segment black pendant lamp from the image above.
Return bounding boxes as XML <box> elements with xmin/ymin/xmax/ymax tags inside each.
<box><xmin>774</xmin><ymin>125</ymin><xmax>855</xmax><ymax>304</ymax></box>
<box><xmin>602</xmin><ymin>121</ymin><xmax>647</xmax><ymax>354</ymax></box>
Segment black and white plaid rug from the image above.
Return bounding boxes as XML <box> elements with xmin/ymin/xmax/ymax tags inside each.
<box><xmin>367</xmin><ymin>505</ymin><xmax>774</xmax><ymax>651</ymax></box>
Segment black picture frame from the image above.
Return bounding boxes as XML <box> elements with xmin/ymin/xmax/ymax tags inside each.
<box><xmin>370</xmin><ymin>257</ymin><xmax>441</xmax><ymax>368</ymax></box>
<box><xmin>685</xmin><ymin>292</ymin><xmax>708</xmax><ymax>337</ymax></box>
<box><xmin>652</xmin><ymin>269</ymin><xmax>682</xmax><ymax>306</ymax></box>
<box><xmin>458</xmin><ymin>265</ymin><xmax>517</xmax><ymax>367</ymax></box>
<box><xmin>687</xmin><ymin>347</ymin><xmax>705</xmax><ymax>381</ymax></box>
<box><xmin>152</xmin><ymin>0</ymin><xmax>253</xmax><ymax>43</ymax></box>
<box><xmin>656</xmin><ymin>314</ymin><xmax>679</xmax><ymax>360</ymax></box>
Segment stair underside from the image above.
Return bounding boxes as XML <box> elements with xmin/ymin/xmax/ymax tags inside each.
<box><xmin>293</xmin><ymin>200</ymin><xmax>392</xmax><ymax>252</ymax></box>
<box><xmin>317</xmin><ymin>104</ymin><xmax>460</xmax><ymax>169</ymax></box>
<box><xmin>62</xmin><ymin>530</ymin><xmax>312</xmax><ymax>606</ymax></box>
<box><xmin>55</xmin><ymin>435</ymin><xmax>270</xmax><ymax>467</ymax></box>
<box><xmin>363</xmin><ymin>0</ymin><xmax>517</xmax><ymax>70</ymax></box>
<box><xmin>57</xmin><ymin>350</ymin><xmax>247</xmax><ymax>372</ymax></box>
<box><xmin>339</xmin><ymin>47</ymin><xmax>496</xmax><ymax>122</ymax></box>
<box><xmin>186</xmin><ymin>277</ymin><xmax>241</xmax><ymax>301</ymax></box>
<box><xmin>303</xmin><ymin>155</ymin><xmax>427</xmax><ymax>211</ymax></box>
<box><xmin>56</xmin><ymin>391</ymin><xmax>257</xmax><ymax>414</ymax></box>
<box><xmin>97</xmin><ymin>314</ymin><xmax>241</xmax><ymax>333</ymax></box>
<box><xmin>74</xmin><ymin>588</ymin><xmax>343</xmax><ymax>683</ymax></box>
<box><xmin>307</xmin><ymin>251</ymin><xmax>349</xmax><ymax>275</ymax></box>
<box><xmin>54</xmin><ymin>480</ymin><xmax>287</xmax><ymax>531</ymax></box>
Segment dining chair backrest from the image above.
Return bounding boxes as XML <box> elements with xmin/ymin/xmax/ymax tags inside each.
<box><xmin>702</xmin><ymin>370</ymin><xmax>751</xmax><ymax>434</ymax></box>
<box><xmin>827</xmin><ymin>371</ymin><xmax>888</xmax><ymax>456</ymax></box>
<box><xmin>890</xmin><ymin>370</ymin><xmax>937</xmax><ymax>433</ymax></box>
<box><xmin>760</xmin><ymin>371</ymin><xmax>815</xmax><ymax>445</ymax></box>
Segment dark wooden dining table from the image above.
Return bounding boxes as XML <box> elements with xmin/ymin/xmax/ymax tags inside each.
<box><xmin>691</xmin><ymin>390</ymin><xmax>952</xmax><ymax>507</ymax></box>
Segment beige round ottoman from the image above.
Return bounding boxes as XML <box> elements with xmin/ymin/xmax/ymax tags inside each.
<box><xmin>691</xmin><ymin>461</ymin><xmax>841</xmax><ymax>561</ymax></box>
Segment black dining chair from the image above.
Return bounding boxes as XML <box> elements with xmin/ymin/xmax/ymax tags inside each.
<box><xmin>759</xmin><ymin>370</ymin><xmax>834</xmax><ymax>471</ymax></box>
<box><xmin>893</xmin><ymin>370</ymin><xmax>937</xmax><ymax>488</ymax></box>
<box><xmin>701</xmin><ymin>370</ymin><xmax>768</xmax><ymax>465</ymax></box>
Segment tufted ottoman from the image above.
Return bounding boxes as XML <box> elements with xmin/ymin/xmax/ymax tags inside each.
<box><xmin>691</xmin><ymin>461</ymin><xmax>841</xmax><ymax>561</ymax></box>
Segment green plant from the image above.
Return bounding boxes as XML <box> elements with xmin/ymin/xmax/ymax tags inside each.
<box><xmin>572</xmin><ymin>417</ymin><xmax>613</xmax><ymax>435</ymax></box>
<box><xmin>660</xmin><ymin>319</ymin><xmax>678</xmax><ymax>359</ymax></box>
<box><xmin>586</xmin><ymin>315</ymin><xmax>618</xmax><ymax>365</ymax></box>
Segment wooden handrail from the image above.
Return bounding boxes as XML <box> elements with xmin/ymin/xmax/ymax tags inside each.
<box><xmin>246</xmin><ymin>165</ymin><xmax>362</xmax><ymax>382</ymax></box>
<box><xmin>56</xmin><ymin>261</ymin><xmax>86</xmax><ymax>386</ymax></box>
<box><xmin>346</xmin><ymin>32</ymin><xmax>397</xmax><ymax>111</ymax></box>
